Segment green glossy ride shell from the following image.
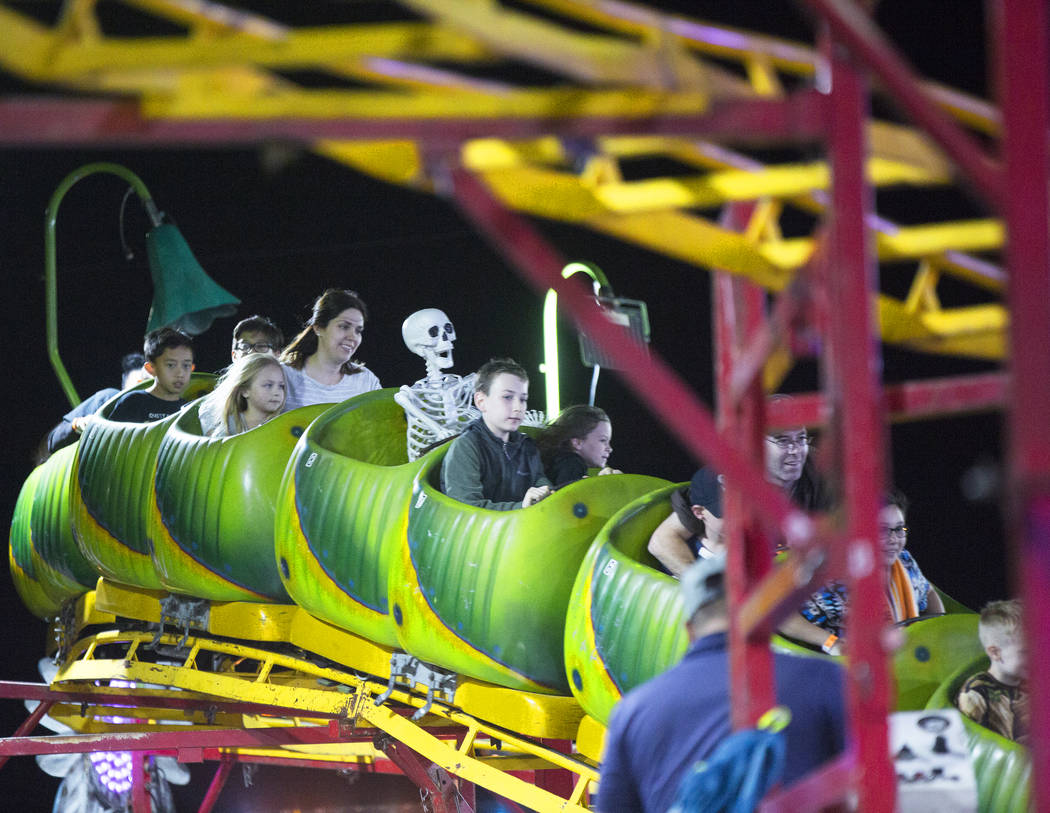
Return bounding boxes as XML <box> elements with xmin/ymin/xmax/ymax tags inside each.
<box><xmin>565</xmin><ymin>483</ymin><xmax>689</xmax><ymax>722</ymax></box>
<box><xmin>71</xmin><ymin>375</ymin><xmax>214</xmax><ymax>591</ymax></box>
<box><xmin>893</xmin><ymin>611</ymin><xmax>982</xmax><ymax>710</ymax></box>
<box><xmin>275</xmin><ymin>389</ymin><xmax>418</xmax><ymax>648</ymax></box>
<box><xmin>10</xmin><ymin>444</ymin><xmax>100</xmax><ymax>619</ymax></box>
<box><xmin>566</xmin><ymin>481</ymin><xmax>983</xmax><ymax>724</ymax></box>
<box><xmin>151</xmin><ymin>402</ymin><xmax>328</xmax><ymax>602</ymax></box>
<box><xmin>9</xmin><ymin>465</ymin><xmax>65</xmax><ymax>618</ymax></box>
<box><xmin>390</xmin><ymin>449</ymin><xmax>668</xmax><ymax>694</ymax></box>
<box><xmin>30</xmin><ymin>443</ymin><xmax>98</xmax><ymax>591</ymax></box>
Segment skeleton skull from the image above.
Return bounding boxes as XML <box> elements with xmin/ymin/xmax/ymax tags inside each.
<box><xmin>402</xmin><ymin>308</ymin><xmax>457</xmax><ymax>369</ymax></box>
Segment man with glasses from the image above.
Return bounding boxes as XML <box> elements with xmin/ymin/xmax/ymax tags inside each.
<box><xmin>231</xmin><ymin>315</ymin><xmax>284</xmax><ymax>362</ymax></box>
<box><xmin>765</xmin><ymin>428</ymin><xmax>835</xmax><ymax>513</ymax></box>
<box><xmin>648</xmin><ymin>423</ymin><xmax>831</xmax><ymax>577</ymax></box>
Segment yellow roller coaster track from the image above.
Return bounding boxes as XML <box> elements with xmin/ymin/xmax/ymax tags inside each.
<box><xmin>0</xmin><ymin>0</ymin><xmax>1006</xmax><ymax>368</ymax></box>
<box><xmin>26</xmin><ymin>580</ymin><xmax>603</xmax><ymax>810</ymax></box>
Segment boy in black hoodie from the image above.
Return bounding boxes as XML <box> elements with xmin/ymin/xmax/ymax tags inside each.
<box><xmin>440</xmin><ymin>358</ymin><xmax>551</xmax><ymax>510</ymax></box>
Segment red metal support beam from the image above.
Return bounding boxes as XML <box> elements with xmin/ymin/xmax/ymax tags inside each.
<box><xmin>765</xmin><ymin>371</ymin><xmax>1009</xmax><ymax>429</ymax></box>
<box><xmin>994</xmin><ymin>0</ymin><xmax>1050</xmax><ymax>810</ymax></box>
<box><xmin>0</xmin><ymin>720</ymin><xmax>375</xmax><ymax>758</ymax></box>
<box><xmin>197</xmin><ymin>759</ymin><xmax>234</xmax><ymax>813</ymax></box>
<box><xmin>0</xmin><ymin>92</ymin><xmax>828</xmax><ymax>148</ymax></box>
<box><xmin>759</xmin><ymin>752</ymin><xmax>853</xmax><ymax>812</ymax></box>
<box><xmin>822</xmin><ymin>25</ymin><xmax>893</xmax><ymax>811</ymax></box>
<box><xmin>449</xmin><ymin>165</ymin><xmax>809</xmax><ymax>547</ymax></box>
<box><xmin>713</xmin><ymin>201</ymin><xmax>778</xmax><ymax>730</ymax></box>
<box><xmin>799</xmin><ymin>0</ymin><xmax>1004</xmax><ymax>207</ymax></box>
<box><xmin>377</xmin><ymin>736</ymin><xmax>471</xmax><ymax>813</ymax></box>
<box><xmin>0</xmin><ymin>699</ymin><xmax>53</xmax><ymax>771</ymax></box>
<box><xmin>194</xmin><ymin>749</ymin><xmax>396</xmax><ymax>773</ymax></box>
<box><xmin>131</xmin><ymin>750</ymin><xmax>152</xmax><ymax>813</ymax></box>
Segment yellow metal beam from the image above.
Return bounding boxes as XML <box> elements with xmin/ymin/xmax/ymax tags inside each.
<box><xmin>875</xmin><ymin>220</ymin><xmax>1003</xmax><ymax>260</ymax></box>
<box><xmin>586</xmin><ymin>209</ymin><xmax>792</xmax><ymax>291</ymax></box>
<box><xmin>55</xmin><ymin>630</ymin><xmax>596</xmax><ymax>813</ymax></box>
<box><xmin>755</xmin><ymin>220</ymin><xmax>1004</xmax><ymax>271</ymax></box>
<box><xmin>0</xmin><ymin>6</ymin><xmax>492</xmax><ymax>81</ymax></box>
<box><xmin>0</xmin><ymin>0</ymin><xmax>1007</xmax><ymax>364</ymax></box>
<box><xmin>91</xmin><ymin>580</ymin><xmax>584</xmax><ymax>740</ymax></box>
<box><xmin>141</xmin><ymin>83</ymin><xmax>711</xmax><ymax>119</ymax></box>
<box><xmin>591</xmin><ymin>156</ymin><xmax>949</xmax><ymax>213</ymax></box>
<box><xmin>523</xmin><ymin>0</ymin><xmax>818</xmax><ymax>76</ymax></box>
<box><xmin>123</xmin><ymin>0</ymin><xmax>290</xmax><ymax>38</ymax></box>
<box><xmin>878</xmin><ymin>296</ymin><xmax>1006</xmax><ymax>359</ymax></box>
<box><xmin>399</xmin><ymin>0</ymin><xmax>714</xmax><ymax>92</ymax></box>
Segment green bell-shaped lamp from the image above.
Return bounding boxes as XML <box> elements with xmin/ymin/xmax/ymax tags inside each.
<box><xmin>144</xmin><ymin>223</ymin><xmax>240</xmax><ymax>335</ymax></box>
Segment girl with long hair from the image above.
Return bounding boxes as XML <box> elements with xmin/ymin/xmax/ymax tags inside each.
<box><xmin>537</xmin><ymin>404</ymin><xmax>621</xmax><ymax>487</ymax></box>
<box><xmin>200</xmin><ymin>354</ymin><xmax>287</xmax><ymax>437</ymax></box>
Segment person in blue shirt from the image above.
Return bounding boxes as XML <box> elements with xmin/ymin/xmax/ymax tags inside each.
<box><xmin>44</xmin><ymin>352</ymin><xmax>148</xmax><ymax>456</ymax></box>
<box><xmin>597</xmin><ymin>552</ymin><xmax>847</xmax><ymax>813</ymax></box>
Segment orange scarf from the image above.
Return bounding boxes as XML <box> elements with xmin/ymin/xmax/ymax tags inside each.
<box><xmin>886</xmin><ymin>558</ymin><xmax>919</xmax><ymax>623</ymax></box>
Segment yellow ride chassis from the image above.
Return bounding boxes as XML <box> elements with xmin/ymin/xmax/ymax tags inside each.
<box><xmin>44</xmin><ymin>579</ymin><xmax>603</xmax><ymax>811</ymax></box>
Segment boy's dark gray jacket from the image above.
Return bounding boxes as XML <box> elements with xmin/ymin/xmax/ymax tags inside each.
<box><xmin>440</xmin><ymin>418</ymin><xmax>551</xmax><ymax>510</ymax></box>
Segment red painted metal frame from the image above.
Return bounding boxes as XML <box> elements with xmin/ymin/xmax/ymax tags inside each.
<box><xmin>767</xmin><ymin>372</ymin><xmax>1008</xmax><ymax>429</ymax></box>
<box><xmin>759</xmin><ymin>752</ymin><xmax>853</xmax><ymax>812</ymax></box>
<box><xmin>131</xmin><ymin>749</ymin><xmax>151</xmax><ymax>813</ymax></box>
<box><xmin>0</xmin><ymin>92</ymin><xmax>828</xmax><ymax>148</ymax></box>
<box><xmin>197</xmin><ymin>759</ymin><xmax>234</xmax><ymax>813</ymax></box>
<box><xmin>994</xmin><ymin>1</ymin><xmax>1050</xmax><ymax>811</ymax></box>
<box><xmin>712</xmin><ymin>202</ymin><xmax>778</xmax><ymax>730</ymax></box>
<box><xmin>448</xmin><ymin>167</ymin><xmax>808</xmax><ymax>547</ymax></box>
<box><xmin>377</xmin><ymin>736</ymin><xmax>473</xmax><ymax>813</ymax></box>
<box><xmin>445</xmin><ymin>3</ymin><xmax>1039</xmax><ymax>807</ymax></box>
<box><xmin>0</xmin><ymin>699</ymin><xmax>53</xmax><ymax>771</ymax></box>
<box><xmin>818</xmin><ymin>27</ymin><xmax>892</xmax><ymax>811</ymax></box>
<box><xmin>192</xmin><ymin>749</ymin><xmax>397</xmax><ymax>773</ymax></box>
<box><xmin>799</xmin><ymin>0</ymin><xmax>1003</xmax><ymax>207</ymax></box>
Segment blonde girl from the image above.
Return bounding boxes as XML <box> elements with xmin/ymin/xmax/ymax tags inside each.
<box><xmin>200</xmin><ymin>354</ymin><xmax>287</xmax><ymax>437</ymax></box>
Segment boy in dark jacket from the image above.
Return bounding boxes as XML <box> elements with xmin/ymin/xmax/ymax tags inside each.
<box><xmin>441</xmin><ymin>358</ymin><xmax>551</xmax><ymax>510</ymax></box>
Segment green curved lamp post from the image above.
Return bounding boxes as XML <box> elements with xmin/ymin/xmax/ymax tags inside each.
<box><xmin>541</xmin><ymin>261</ymin><xmax>611</xmax><ymax>419</ymax></box>
<box><xmin>46</xmin><ymin>162</ymin><xmax>240</xmax><ymax>407</ymax></box>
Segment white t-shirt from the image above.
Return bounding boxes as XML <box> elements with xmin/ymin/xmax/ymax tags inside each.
<box><xmin>281</xmin><ymin>363</ymin><xmax>381</xmax><ymax>411</ymax></box>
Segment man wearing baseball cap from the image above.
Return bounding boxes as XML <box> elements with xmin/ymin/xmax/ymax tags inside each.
<box><xmin>647</xmin><ymin>466</ymin><xmax>725</xmax><ymax>577</ymax></box>
<box><xmin>597</xmin><ymin>553</ymin><xmax>846</xmax><ymax>813</ymax></box>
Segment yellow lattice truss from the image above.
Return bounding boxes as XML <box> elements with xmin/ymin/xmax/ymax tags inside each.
<box><xmin>41</xmin><ymin>581</ymin><xmax>597</xmax><ymax>811</ymax></box>
<box><xmin>0</xmin><ymin>0</ymin><xmax>1006</xmax><ymax>373</ymax></box>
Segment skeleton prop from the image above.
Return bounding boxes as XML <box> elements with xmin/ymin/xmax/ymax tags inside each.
<box><xmin>395</xmin><ymin>309</ymin><xmax>479</xmax><ymax>460</ymax></box>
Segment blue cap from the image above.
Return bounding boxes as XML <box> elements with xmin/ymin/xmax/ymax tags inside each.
<box><xmin>688</xmin><ymin>467</ymin><xmax>723</xmax><ymax>518</ymax></box>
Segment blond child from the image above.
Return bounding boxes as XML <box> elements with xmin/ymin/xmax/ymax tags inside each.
<box><xmin>199</xmin><ymin>354</ymin><xmax>287</xmax><ymax>437</ymax></box>
<box><xmin>957</xmin><ymin>599</ymin><xmax>1029</xmax><ymax>744</ymax></box>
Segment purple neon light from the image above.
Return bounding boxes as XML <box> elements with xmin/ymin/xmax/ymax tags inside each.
<box><xmin>89</xmin><ymin>749</ymin><xmax>134</xmax><ymax>795</ymax></box>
